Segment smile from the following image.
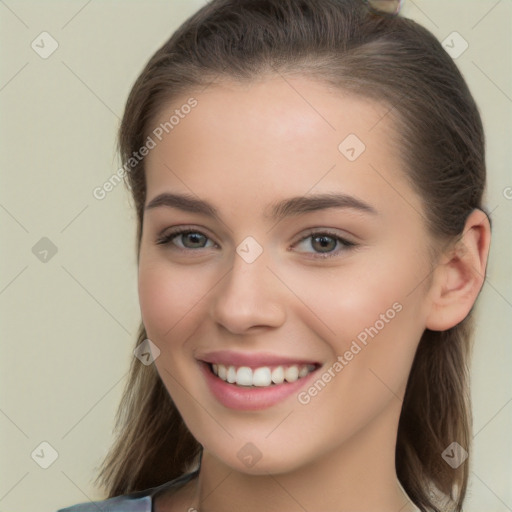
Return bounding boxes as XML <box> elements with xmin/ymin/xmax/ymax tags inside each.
<box><xmin>210</xmin><ymin>363</ymin><xmax>317</xmax><ymax>387</ymax></box>
<box><xmin>198</xmin><ymin>351</ymin><xmax>322</xmax><ymax>410</ymax></box>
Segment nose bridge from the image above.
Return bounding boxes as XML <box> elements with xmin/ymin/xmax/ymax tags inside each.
<box><xmin>211</xmin><ymin>238</ymin><xmax>286</xmax><ymax>332</ymax></box>
<box><xmin>232</xmin><ymin>242</ymin><xmax>268</xmax><ymax>288</ymax></box>
<box><xmin>224</xmin><ymin>242</ymin><xmax>273</xmax><ymax>304</ymax></box>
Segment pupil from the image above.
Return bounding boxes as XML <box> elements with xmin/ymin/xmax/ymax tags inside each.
<box><xmin>314</xmin><ymin>236</ymin><xmax>335</xmax><ymax>252</ymax></box>
<box><xmin>186</xmin><ymin>233</ymin><xmax>204</xmax><ymax>247</ymax></box>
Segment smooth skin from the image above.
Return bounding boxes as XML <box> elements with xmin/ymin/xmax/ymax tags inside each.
<box><xmin>137</xmin><ymin>75</ymin><xmax>491</xmax><ymax>512</ymax></box>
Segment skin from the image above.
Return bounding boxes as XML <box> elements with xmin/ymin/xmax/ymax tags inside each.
<box><xmin>137</xmin><ymin>75</ymin><xmax>491</xmax><ymax>512</ymax></box>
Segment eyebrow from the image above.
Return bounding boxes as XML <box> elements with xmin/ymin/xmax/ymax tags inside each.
<box><xmin>144</xmin><ymin>192</ymin><xmax>378</xmax><ymax>220</ymax></box>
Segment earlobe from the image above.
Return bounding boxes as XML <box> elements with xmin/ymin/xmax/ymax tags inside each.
<box><xmin>425</xmin><ymin>209</ymin><xmax>491</xmax><ymax>331</ymax></box>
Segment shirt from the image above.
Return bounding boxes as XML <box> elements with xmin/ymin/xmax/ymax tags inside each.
<box><xmin>57</xmin><ymin>470</ymin><xmax>421</xmax><ymax>511</ymax></box>
<box><xmin>56</xmin><ymin>469</ymin><xmax>200</xmax><ymax>512</ymax></box>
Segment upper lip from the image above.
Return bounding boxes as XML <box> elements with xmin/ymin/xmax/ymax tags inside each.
<box><xmin>197</xmin><ymin>350</ymin><xmax>320</xmax><ymax>368</ymax></box>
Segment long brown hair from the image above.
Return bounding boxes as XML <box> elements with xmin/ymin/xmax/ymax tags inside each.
<box><xmin>96</xmin><ymin>1</ymin><xmax>489</xmax><ymax>510</ymax></box>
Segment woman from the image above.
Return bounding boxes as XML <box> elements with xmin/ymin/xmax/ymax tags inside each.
<box><xmin>57</xmin><ymin>0</ymin><xmax>491</xmax><ymax>510</ymax></box>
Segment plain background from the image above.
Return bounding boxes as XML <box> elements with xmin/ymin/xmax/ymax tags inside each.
<box><xmin>1</xmin><ymin>1</ymin><xmax>511</xmax><ymax>511</ymax></box>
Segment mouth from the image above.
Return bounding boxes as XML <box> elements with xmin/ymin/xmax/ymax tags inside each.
<box><xmin>197</xmin><ymin>351</ymin><xmax>323</xmax><ymax>410</ymax></box>
<box><xmin>207</xmin><ymin>362</ymin><xmax>319</xmax><ymax>388</ymax></box>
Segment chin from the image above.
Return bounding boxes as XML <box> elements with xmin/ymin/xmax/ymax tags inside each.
<box><xmin>201</xmin><ymin>437</ymin><xmax>321</xmax><ymax>476</ymax></box>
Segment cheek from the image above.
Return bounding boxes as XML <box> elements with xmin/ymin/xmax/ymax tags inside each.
<box><xmin>276</xmin><ymin>247</ymin><xmax>427</xmax><ymax>422</ymax></box>
<box><xmin>282</xmin><ymin>256</ymin><xmax>425</xmax><ymax>447</ymax></box>
<box><xmin>323</xmin><ymin>251</ymin><xmax>426</xmax><ymax>392</ymax></box>
<box><xmin>137</xmin><ymin>255</ymin><xmax>212</xmax><ymax>345</ymax></box>
<box><xmin>280</xmin><ymin>249</ymin><xmax>426</xmax><ymax>352</ymax></box>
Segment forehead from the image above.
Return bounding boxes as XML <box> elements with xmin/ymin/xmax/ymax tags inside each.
<box><xmin>143</xmin><ymin>75</ymin><xmax>418</xmax><ymax>221</ymax></box>
<box><xmin>149</xmin><ymin>75</ymin><xmax>397</xmax><ymax>151</ymax></box>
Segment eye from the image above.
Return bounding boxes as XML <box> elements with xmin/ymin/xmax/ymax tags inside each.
<box><xmin>156</xmin><ymin>227</ymin><xmax>357</xmax><ymax>259</ymax></box>
<box><xmin>292</xmin><ymin>230</ymin><xmax>357</xmax><ymax>259</ymax></box>
<box><xmin>156</xmin><ymin>228</ymin><xmax>217</xmax><ymax>251</ymax></box>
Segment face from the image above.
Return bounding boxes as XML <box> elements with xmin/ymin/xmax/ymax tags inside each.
<box><xmin>138</xmin><ymin>75</ymin><xmax>435</xmax><ymax>475</ymax></box>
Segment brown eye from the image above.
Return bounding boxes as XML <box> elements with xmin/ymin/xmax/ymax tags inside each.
<box><xmin>178</xmin><ymin>232</ymin><xmax>208</xmax><ymax>249</ymax></box>
<box><xmin>293</xmin><ymin>230</ymin><xmax>357</xmax><ymax>260</ymax></box>
<box><xmin>156</xmin><ymin>229</ymin><xmax>215</xmax><ymax>250</ymax></box>
<box><xmin>311</xmin><ymin>235</ymin><xmax>338</xmax><ymax>253</ymax></box>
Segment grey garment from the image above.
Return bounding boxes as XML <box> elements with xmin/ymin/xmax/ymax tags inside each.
<box><xmin>56</xmin><ymin>470</ymin><xmax>200</xmax><ymax>512</ymax></box>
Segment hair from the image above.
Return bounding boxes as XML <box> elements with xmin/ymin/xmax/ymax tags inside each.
<box><xmin>96</xmin><ymin>1</ymin><xmax>489</xmax><ymax>510</ymax></box>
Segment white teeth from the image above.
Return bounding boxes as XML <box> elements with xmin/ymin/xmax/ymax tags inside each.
<box><xmin>271</xmin><ymin>366</ymin><xmax>285</xmax><ymax>384</ymax></box>
<box><xmin>236</xmin><ymin>366</ymin><xmax>253</xmax><ymax>386</ymax></box>
<box><xmin>298</xmin><ymin>365</ymin><xmax>309</xmax><ymax>378</ymax></box>
<box><xmin>284</xmin><ymin>366</ymin><xmax>299</xmax><ymax>383</ymax></box>
<box><xmin>227</xmin><ymin>366</ymin><xmax>237</xmax><ymax>383</ymax></box>
<box><xmin>253</xmin><ymin>367</ymin><xmax>272</xmax><ymax>387</ymax></box>
<box><xmin>211</xmin><ymin>363</ymin><xmax>315</xmax><ymax>387</ymax></box>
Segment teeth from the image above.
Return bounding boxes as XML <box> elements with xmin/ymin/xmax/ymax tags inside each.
<box><xmin>298</xmin><ymin>365</ymin><xmax>309</xmax><ymax>378</ymax></box>
<box><xmin>253</xmin><ymin>367</ymin><xmax>272</xmax><ymax>387</ymax></box>
<box><xmin>227</xmin><ymin>366</ymin><xmax>237</xmax><ymax>383</ymax></box>
<box><xmin>271</xmin><ymin>366</ymin><xmax>285</xmax><ymax>384</ymax></box>
<box><xmin>284</xmin><ymin>366</ymin><xmax>299</xmax><ymax>383</ymax></box>
<box><xmin>211</xmin><ymin>363</ymin><xmax>316</xmax><ymax>387</ymax></box>
<box><xmin>236</xmin><ymin>367</ymin><xmax>253</xmax><ymax>386</ymax></box>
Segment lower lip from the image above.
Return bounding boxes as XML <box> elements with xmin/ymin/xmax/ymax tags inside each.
<box><xmin>199</xmin><ymin>362</ymin><xmax>319</xmax><ymax>411</ymax></box>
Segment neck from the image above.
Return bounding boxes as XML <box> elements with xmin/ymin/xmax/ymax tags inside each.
<box><xmin>189</xmin><ymin>399</ymin><xmax>417</xmax><ymax>512</ymax></box>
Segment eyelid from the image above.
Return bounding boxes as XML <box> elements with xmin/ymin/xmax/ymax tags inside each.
<box><xmin>291</xmin><ymin>229</ymin><xmax>357</xmax><ymax>259</ymax></box>
<box><xmin>156</xmin><ymin>226</ymin><xmax>354</xmax><ymax>246</ymax></box>
<box><xmin>293</xmin><ymin>227</ymin><xmax>356</xmax><ymax>246</ymax></box>
<box><xmin>157</xmin><ymin>225</ymin><xmax>356</xmax><ymax>243</ymax></box>
<box><xmin>156</xmin><ymin>225</ymin><xmax>219</xmax><ymax>248</ymax></box>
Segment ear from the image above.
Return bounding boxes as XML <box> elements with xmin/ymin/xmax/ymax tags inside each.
<box><xmin>425</xmin><ymin>209</ymin><xmax>491</xmax><ymax>331</ymax></box>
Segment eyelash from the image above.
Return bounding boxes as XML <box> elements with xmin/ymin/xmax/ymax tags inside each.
<box><xmin>155</xmin><ymin>227</ymin><xmax>357</xmax><ymax>259</ymax></box>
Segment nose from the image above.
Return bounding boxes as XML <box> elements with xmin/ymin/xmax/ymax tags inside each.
<box><xmin>210</xmin><ymin>248</ymin><xmax>286</xmax><ymax>335</ymax></box>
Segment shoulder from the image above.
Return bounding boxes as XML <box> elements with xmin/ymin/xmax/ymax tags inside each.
<box><xmin>56</xmin><ymin>470</ymin><xmax>200</xmax><ymax>512</ymax></box>
<box><xmin>56</xmin><ymin>489</ymin><xmax>152</xmax><ymax>512</ymax></box>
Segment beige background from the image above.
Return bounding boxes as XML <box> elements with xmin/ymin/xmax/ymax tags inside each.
<box><xmin>1</xmin><ymin>1</ymin><xmax>511</xmax><ymax>511</ymax></box>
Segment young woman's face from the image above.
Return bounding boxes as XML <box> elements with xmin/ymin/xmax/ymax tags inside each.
<box><xmin>138</xmin><ymin>76</ymin><xmax>435</xmax><ymax>474</ymax></box>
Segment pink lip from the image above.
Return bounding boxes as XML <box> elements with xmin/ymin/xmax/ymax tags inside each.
<box><xmin>197</xmin><ymin>350</ymin><xmax>319</xmax><ymax>368</ymax></box>
<box><xmin>199</xmin><ymin>360</ymin><xmax>321</xmax><ymax>411</ymax></box>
